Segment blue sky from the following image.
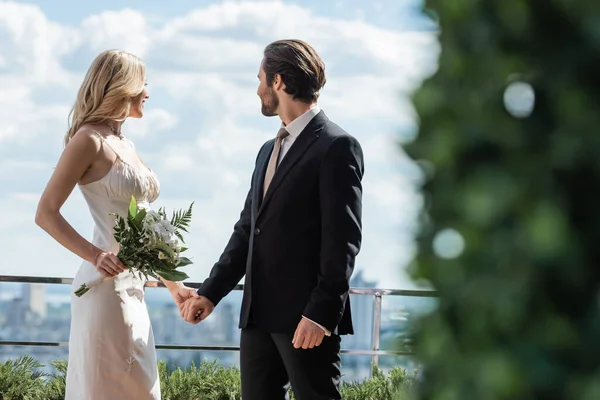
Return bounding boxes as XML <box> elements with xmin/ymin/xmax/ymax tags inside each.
<box><xmin>0</xmin><ymin>0</ymin><xmax>439</xmax><ymax>289</ymax></box>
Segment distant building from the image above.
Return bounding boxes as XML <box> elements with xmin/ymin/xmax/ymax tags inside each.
<box><xmin>347</xmin><ymin>270</ymin><xmax>376</xmax><ymax>351</ymax></box>
<box><xmin>5</xmin><ymin>297</ymin><xmax>26</xmax><ymax>327</ymax></box>
<box><xmin>22</xmin><ymin>283</ymin><xmax>46</xmax><ymax>318</ymax></box>
<box><xmin>214</xmin><ymin>302</ymin><xmax>236</xmax><ymax>344</ymax></box>
<box><xmin>154</xmin><ymin>303</ymin><xmax>180</xmax><ymax>343</ymax></box>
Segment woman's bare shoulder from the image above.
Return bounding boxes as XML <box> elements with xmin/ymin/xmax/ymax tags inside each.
<box><xmin>68</xmin><ymin>125</ymin><xmax>104</xmax><ymax>150</ymax></box>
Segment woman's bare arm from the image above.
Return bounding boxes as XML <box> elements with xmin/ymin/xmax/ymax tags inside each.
<box><xmin>35</xmin><ymin>129</ymin><xmax>124</xmax><ymax>276</ymax></box>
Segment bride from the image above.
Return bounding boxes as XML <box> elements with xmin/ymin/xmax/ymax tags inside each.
<box><xmin>35</xmin><ymin>50</ymin><xmax>197</xmax><ymax>399</ymax></box>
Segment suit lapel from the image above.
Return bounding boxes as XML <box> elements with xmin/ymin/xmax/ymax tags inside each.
<box><xmin>253</xmin><ymin>140</ymin><xmax>274</xmax><ymax>215</ymax></box>
<box><xmin>257</xmin><ymin>111</ymin><xmax>327</xmax><ymax>217</ymax></box>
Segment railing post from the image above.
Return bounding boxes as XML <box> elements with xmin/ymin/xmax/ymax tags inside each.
<box><xmin>371</xmin><ymin>292</ymin><xmax>382</xmax><ymax>376</ymax></box>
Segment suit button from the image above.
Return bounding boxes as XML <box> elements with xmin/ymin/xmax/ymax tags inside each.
<box><xmin>254</xmin><ymin>228</ymin><xmax>261</xmax><ymax>236</ymax></box>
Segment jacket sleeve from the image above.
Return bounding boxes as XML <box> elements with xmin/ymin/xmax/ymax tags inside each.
<box><xmin>302</xmin><ymin>135</ymin><xmax>364</xmax><ymax>332</ymax></box>
<box><xmin>196</xmin><ymin>144</ymin><xmax>267</xmax><ymax>306</ymax></box>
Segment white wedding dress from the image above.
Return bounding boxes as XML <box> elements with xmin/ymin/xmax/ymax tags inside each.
<box><xmin>66</xmin><ymin>132</ymin><xmax>162</xmax><ymax>399</ymax></box>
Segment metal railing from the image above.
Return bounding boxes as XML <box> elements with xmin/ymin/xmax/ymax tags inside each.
<box><xmin>0</xmin><ymin>275</ymin><xmax>437</xmax><ymax>369</ymax></box>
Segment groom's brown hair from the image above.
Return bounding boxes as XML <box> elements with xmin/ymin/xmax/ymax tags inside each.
<box><xmin>263</xmin><ymin>39</ymin><xmax>326</xmax><ymax>103</ymax></box>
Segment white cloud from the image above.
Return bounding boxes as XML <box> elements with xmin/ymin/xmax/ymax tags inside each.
<box><xmin>151</xmin><ymin>2</ymin><xmax>439</xmax><ymax>84</ymax></box>
<box><xmin>162</xmin><ymin>144</ymin><xmax>196</xmax><ymax>172</ymax></box>
<box><xmin>0</xmin><ymin>159</ymin><xmax>54</xmax><ymax>171</ymax></box>
<box><xmin>0</xmin><ymin>194</ymin><xmax>36</xmax><ymax>230</ymax></box>
<box><xmin>151</xmin><ymin>37</ymin><xmax>263</xmax><ymax>71</ymax></box>
<box><xmin>160</xmin><ymin>2</ymin><xmax>312</xmax><ymax>34</ymax></box>
<box><xmin>126</xmin><ymin>108</ymin><xmax>179</xmax><ymax>138</ymax></box>
<box><xmin>80</xmin><ymin>9</ymin><xmax>151</xmax><ymax>56</ymax></box>
<box><xmin>195</xmin><ymin>120</ymin><xmax>271</xmax><ymax>161</ymax></box>
<box><xmin>146</xmin><ymin>71</ymin><xmax>262</xmax><ymax>122</ymax></box>
<box><xmin>0</xmin><ymin>79</ymin><xmax>71</xmax><ymax>145</ymax></box>
<box><xmin>321</xmin><ymin>76</ymin><xmax>414</xmax><ymax>122</ymax></box>
<box><xmin>0</xmin><ymin>1</ymin><xmax>77</xmax><ymax>84</ymax></box>
<box><xmin>0</xmin><ymin>0</ymin><xmax>438</xmax><ymax>289</ymax></box>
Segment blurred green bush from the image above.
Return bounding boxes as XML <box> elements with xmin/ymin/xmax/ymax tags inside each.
<box><xmin>406</xmin><ymin>1</ymin><xmax>600</xmax><ymax>399</ymax></box>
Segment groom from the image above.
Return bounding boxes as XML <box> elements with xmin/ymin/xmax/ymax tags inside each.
<box><xmin>180</xmin><ymin>39</ymin><xmax>364</xmax><ymax>400</ymax></box>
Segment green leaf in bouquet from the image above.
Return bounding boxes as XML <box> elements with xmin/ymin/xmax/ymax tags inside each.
<box><xmin>132</xmin><ymin>208</ymin><xmax>147</xmax><ymax>229</ymax></box>
<box><xmin>146</xmin><ymin>251</ymin><xmax>175</xmax><ymax>269</ymax></box>
<box><xmin>141</xmin><ymin>251</ymin><xmax>160</xmax><ymax>264</ymax></box>
<box><xmin>176</xmin><ymin>257</ymin><xmax>193</xmax><ymax>267</ymax></box>
<box><xmin>156</xmin><ymin>269</ymin><xmax>189</xmax><ymax>282</ymax></box>
<box><xmin>180</xmin><ymin>247</ymin><xmax>188</xmax><ymax>253</ymax></box>
<box><xmin>111</xmin><ymin>213</ymin><xmax>125</xmax><ymax>233</ymax></box>
<box><xmin>145</xmin><ymin>270</ymin><xmax>160</xmax><ymax>281</ymax></box>
<box><xmin>171</xmin><ymin>202</ymin><xmax>194</xmax><ymax>230</ymax></box>
<box><xmin>155</xmin><ymin>243</ymin><xmax>176</xmax><ymax>259</ymax></box>
<box><xmin>128</xmin><ymin>195</ymin><xmax>137</xmax><ymax>219</ymax></box>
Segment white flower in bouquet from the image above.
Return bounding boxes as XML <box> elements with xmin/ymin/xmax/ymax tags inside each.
<box><xmin>74</xmin><ymin>196</ymin><xmax>194</xmax><ymax>297</ymax></box>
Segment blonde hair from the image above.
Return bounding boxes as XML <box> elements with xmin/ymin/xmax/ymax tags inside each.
<box><xmin>65</xmin><ymin>50</ymin><xmax>146</xmax><ymax>146</ymax></box>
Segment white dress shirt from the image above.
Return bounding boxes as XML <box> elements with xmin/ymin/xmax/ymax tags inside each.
<box><xmin>265</xmin><ymin>105</ymin><xmax>331</xmax><ymax>336</ymax></box>
<box><xmin>277</xmin><ymin>106</ymin><xmax>321</xmax><ymax>164</ymax></box>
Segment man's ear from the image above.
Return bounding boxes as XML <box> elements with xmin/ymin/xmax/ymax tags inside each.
<box><xmin>274</xmin><ymin>73</ymin><xmax>286</xmax><ymax>91</ymax></box>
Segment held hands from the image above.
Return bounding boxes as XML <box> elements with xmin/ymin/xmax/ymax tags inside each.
<box><xmin>180</xmin><ymin>295</ymin><xmax>215</xmax><ymax>324</ymax></box>
<box><xmin>292</xmin><ymin>317</ymin><xmax>326</xmax><ymax>349</ymax></box>
<box><xmin>171</xmin><ymin>286</ymin><xmax>200</xmax><ymax>308</ymax></box>
<box><xmin>168</xmin><ymin>285</ymin><xmax>214</xmax><ymax>324</ymax></box>
<box><xmin>94</xmin><ymin>252</ymin><xmax>126</xmax><ymax>278</ymax></box>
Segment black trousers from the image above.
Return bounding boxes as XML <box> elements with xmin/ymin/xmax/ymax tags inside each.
<box><xmin>240</xmin><ymin>326</ymin><xmax>342</xmax><ymax>400</ymax></box>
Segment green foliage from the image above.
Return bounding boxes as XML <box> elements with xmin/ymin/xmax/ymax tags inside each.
<box><xmin>333</xmin><ymin>366</ymin><xmax>417</xmax><ymax>400</ymax></box>
<box><xmin>0</xmin><ymin>358</ymin><xmax>416</xmax><ymax>399</ymax></box>
<box><xmin>288</xmin><ymin>365</ymin><xmax>416</xmax><ymax>400</ymax></box>
<box><xmin>160</xmin><ymin>360</ymin><xmax>241</xmax><ymax>400</ymax></box>
<box><xmin>42</xmin><ymin>361</ymin><xmax>68</xmax><ymax>400</ymax></box>
<box><xmin>0</xmin><ymin>356</ymin><xmax>46</xmax><ymax>400</ymax></box>
<box><xmin>170</xmin><ymin>202</ymin><xmax>194</xmax><ymax>235</ymax></box>
<box><xmin>406</xmin><ymin>1</ymin><xmax>600</xmax><ymax>399</ymax></box>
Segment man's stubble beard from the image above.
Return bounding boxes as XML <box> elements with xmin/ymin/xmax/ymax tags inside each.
<box><xmin>260</xmin><ymin>88</ymin><xmax>279</xmax><ymax>117</ymax></box>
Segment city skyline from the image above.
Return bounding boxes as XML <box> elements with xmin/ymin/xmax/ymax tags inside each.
<box><xmin>0</xmin><ymin>274</ymin><xmax>435</xmax><ymax>381</ymax></box>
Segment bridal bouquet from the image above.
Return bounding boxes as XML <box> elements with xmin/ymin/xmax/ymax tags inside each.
<box><xmin>75</xmin><ymin>196</ymin><xmax>193</xmax><ymax>297</ymax></box>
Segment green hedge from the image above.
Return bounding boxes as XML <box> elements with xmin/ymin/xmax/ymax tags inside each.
<box><xmin>407</xmin><ymin>0</ymin><xmax>600</xmax><ymax>399</ymax></box>
<box><xmin>0</xmin><ymin>355</ymin><xmax>416</xmax><ymax>400</ymax></box>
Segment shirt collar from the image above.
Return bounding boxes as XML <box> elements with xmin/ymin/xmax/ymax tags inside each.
<box><xmin>281</xmin><ymin>106</ymin><xmax>321</xmax><ymax>139</ymax></box>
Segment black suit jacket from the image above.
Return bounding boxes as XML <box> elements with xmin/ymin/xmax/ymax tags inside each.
<box><xmin>197</xmin><ymin>111</ymin><xmax>364</xmax><ymax>335</ymax></box>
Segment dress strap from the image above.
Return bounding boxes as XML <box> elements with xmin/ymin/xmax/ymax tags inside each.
<box><xmin>91</xmin><ymin>130</ymin><xmax>122</xmax><ymax>161</ymax></box>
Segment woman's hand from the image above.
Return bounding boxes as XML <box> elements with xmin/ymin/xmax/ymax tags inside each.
<box><xmin>172</xmin><ymin>286</ymin><xmax>200</xmax><ymax>309</ymax></box>
<box><xmin>94</xmin><ymin>251</ymin><xmax>126</xmax><ymax>277</ymax></box>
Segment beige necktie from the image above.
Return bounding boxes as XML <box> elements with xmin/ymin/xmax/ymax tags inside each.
<box><xmin>263</xmin><ymin>128</ymin><xmax>290</xmax><ymax>198</ymax></box>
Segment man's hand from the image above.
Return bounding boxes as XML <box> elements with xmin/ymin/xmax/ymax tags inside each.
<box><xmin>180</xmin><ymin>296</ymin><xmax>215</xmax><ymax>324</ymax></box>
<box><xmin>292</xmin><ymin>317</ymin><xmax>326</xmax><ymax>349</ymax></box>
<box><xmin>171</xmin><ymin>286</ymin><xmax>200</xmax><ymax>309</ymax></box>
